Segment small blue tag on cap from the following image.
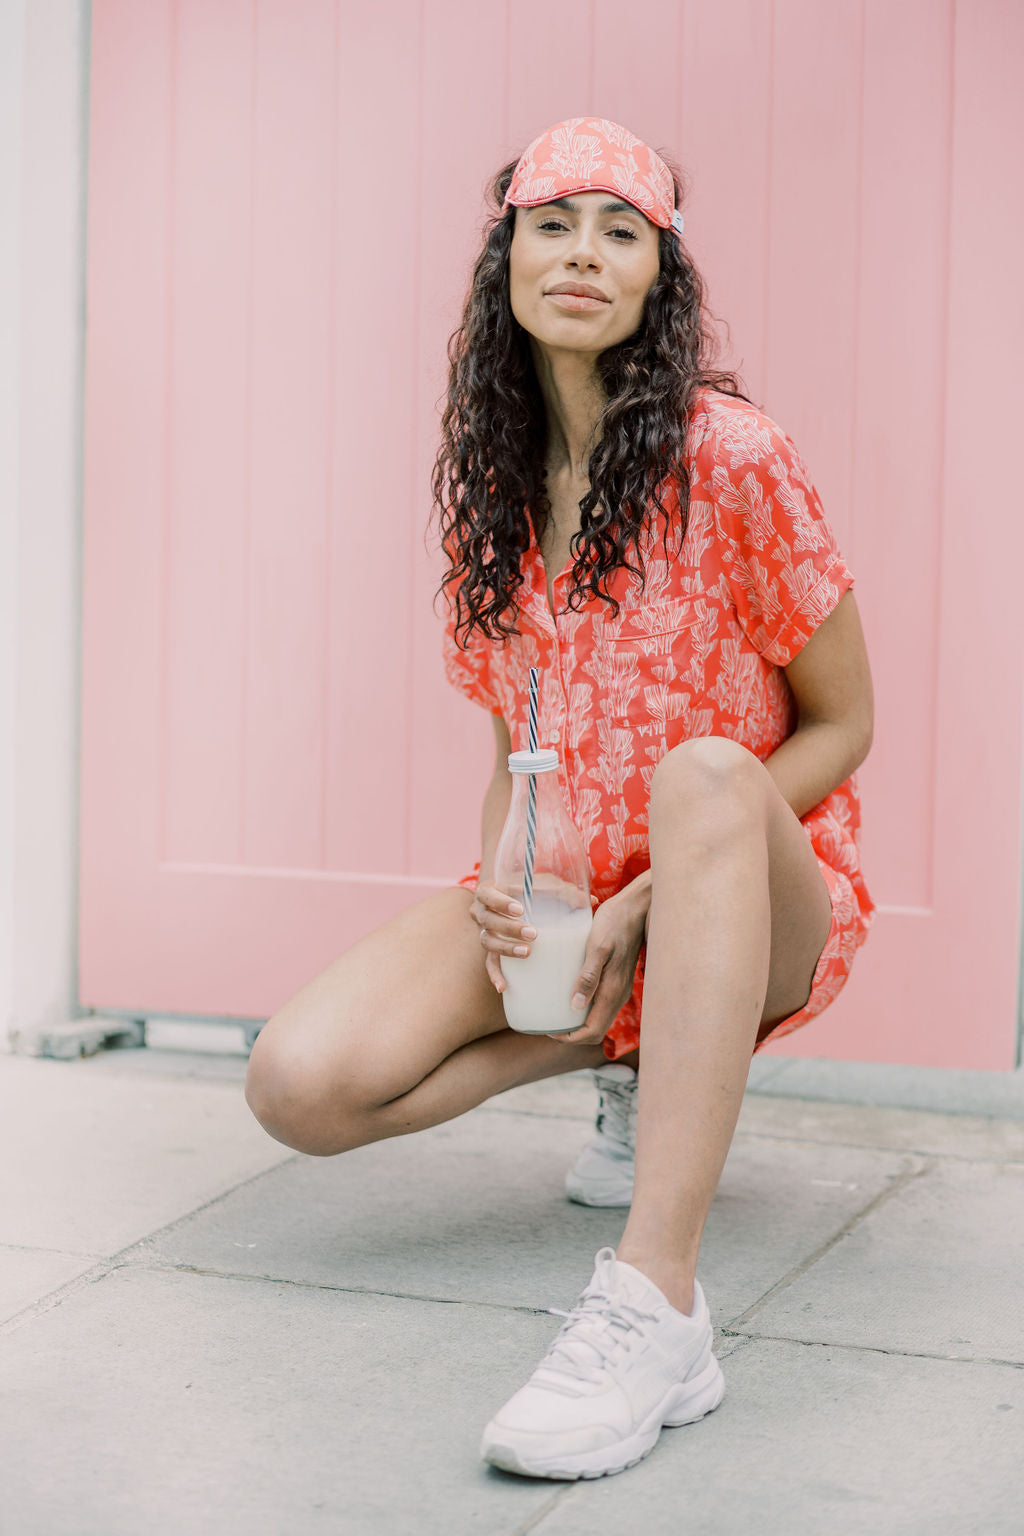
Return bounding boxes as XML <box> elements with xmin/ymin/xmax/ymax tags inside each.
<box><xmin>670</xmin><ymin>208</ymin><xmax>685</xmax><ymax>236</ymax></box>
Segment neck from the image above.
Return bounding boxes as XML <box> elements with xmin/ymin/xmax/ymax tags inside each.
<box><xmin>529</xmin><ymin>338</ymin><xmax>606</xmax><ymax>480</ymax></box>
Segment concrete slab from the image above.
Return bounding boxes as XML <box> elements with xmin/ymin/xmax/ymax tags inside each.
<box><xmin>734</xmin><ymin>1092</ymin><xmax>1024</xmax><ymax>1163</ymax></box>
<box><xmin>4</xmin><ymin>1043</ymin><xmax>1022</xmax><ymax>1533</ymax></box>
<box><xmin>751</xmin><ymin>1057</ymin><xmax>1024</xmax><ymax>1120</ymax></box>
<box><xmin>531</xmin><ymin>1338</ymin><xmax>1024</xmax><ymax>1536</ymax></box>
<box><xmin>482</xmin><ymin>1055</ymin><xmax>796</xmax><ymax>1121</ymax></box>
<box><xmin>481</xmin><ymin>1070</ymin><xmax>596</xmax><ymax>1121</ymax></box>
<box><xmin>19</xmin><ymin>1042</ymin><xmax>1024</xmax><ymax>1117</ymax></box>
<box><xmin>737</xmin><ymin>1158</ymin><xmax>1024</xmax><ymax>1363</ymax></box>
<box><xmin>0</xmin><ymin>1264</ymin><xmax>562</xmax><ymax>1536</ymax></box>
<box><xmin>0</xmin><ymin>1055</ymin><xmax>293</xmax><ymax>1254</ymax></box>
<box><xmin>0</xmin><ymin>1245</ymin><xmax>98</xmax><ymax>1323</ymax></box>
<box><xmin>133</xmin><ymin>1106</ymin><xmax>911</xmax><ymax>1324</ymax></box>
<box><xmin>425</xmin><ymin>1071</ymin><xmax>1024</xmax><ymax>1165</ymax></box>
<box><xmin>76</xmin><ymin>1045</ymin><xmax>250</xmax><ymax>1085</ymax></box>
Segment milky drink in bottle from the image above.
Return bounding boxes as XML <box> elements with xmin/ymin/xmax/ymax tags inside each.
<box><xmin>492</xmin><ymin>748</ymin><xmax>593</xmax><ymax>1035</ymax></box>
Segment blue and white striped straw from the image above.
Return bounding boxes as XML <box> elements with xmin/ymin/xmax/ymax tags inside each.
<box><xmin>523</xmin><ymin>667</ymin><xmax>539</xmax><ymax>920</ymax></box>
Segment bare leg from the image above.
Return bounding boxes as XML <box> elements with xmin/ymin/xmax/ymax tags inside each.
<box><xmin>245</xmin><ymin>886</ymin><xmax>608</xmax><ymax>1156</ymax></box>
<box><xmin>615</xmin><ymin>736</ymin><xmax>833</xmax><ymax>1314</ymax></box>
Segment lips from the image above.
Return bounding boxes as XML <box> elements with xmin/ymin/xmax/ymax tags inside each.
<box><xmin>546</xmin><ymin>283</ymin><xmax>610</xmax><ymax>302</ymax></box>
<box><xmin>545</xmin><ymin>291</ymin><xmax>610</xmax><ymax>312</ymax></box>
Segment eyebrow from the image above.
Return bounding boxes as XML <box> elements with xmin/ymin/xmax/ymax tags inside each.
<box><xmin>532</xmin><ymin>198</ymin><xmax>642</xmax><ymax>217</ymax></box>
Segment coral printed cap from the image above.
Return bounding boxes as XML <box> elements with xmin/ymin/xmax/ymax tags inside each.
<box><xmin>504</xmin><ymin>116</ymin><xmax>684</xmax><ymax>236</ymax></box>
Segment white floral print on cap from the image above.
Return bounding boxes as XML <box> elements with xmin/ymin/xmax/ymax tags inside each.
<box><xmin>504</xmin><ymin>116</ymin><xmax>684</xmax><ymax>236</ymax></box>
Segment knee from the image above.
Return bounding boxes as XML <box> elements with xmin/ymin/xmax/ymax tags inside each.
<box><xmin>649</xmin><ymin>736</ymin><xmax>765</xmax><ymax>837</ymax></box>
<box><xmin>244</xmin><ymin>1025</ymin><xmax>366</xmax><ymax>1157</ymax></box>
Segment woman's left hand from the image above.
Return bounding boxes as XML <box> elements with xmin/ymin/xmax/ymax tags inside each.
<box><xmin>549</xmin><ymin>887</ymin><xmax>648</xmax><ymax>1047</ymax></box>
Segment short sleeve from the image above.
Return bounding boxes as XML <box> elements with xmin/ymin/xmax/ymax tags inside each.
<box><xmin>441</xmin><ymin>590</ymin><xmax>503</xmax><ymax>715</ymax></box>
<box><xmin>705</xmin><ymin>410</ymin><xmax>855</xmax><ymax>667</ymax></box>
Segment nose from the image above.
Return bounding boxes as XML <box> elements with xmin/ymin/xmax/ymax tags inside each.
<box><xmin>563</xmin><ymin>220</ymin><xmax>602</xmax><ymax>270</ymax></box>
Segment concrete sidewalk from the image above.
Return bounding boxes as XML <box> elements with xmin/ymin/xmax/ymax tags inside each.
<box><xmin>1</xmin><ymin>1045</ymin><xmax>1021</xmax><ymax>1536</ymax></box>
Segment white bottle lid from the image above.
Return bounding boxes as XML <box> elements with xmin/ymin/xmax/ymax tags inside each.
<box><xmin>507</xmin><ymin>748</ymin><xmax>559</xmax><ymax>774</ymax></box>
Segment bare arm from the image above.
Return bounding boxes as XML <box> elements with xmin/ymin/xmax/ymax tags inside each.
<box><xmin>472</xmin><ymin>713</ymin><xmax>532</xmax><ymax>995</ymax></box>
<box><xmin>762</xmin><ymin>588</ymin><xmax>874</xmax><ymax>818</ymax></box>
<box><xmin>477</xmin><ymin>713</ymin><xmax>513</xmax><ymax>883</ymax></box>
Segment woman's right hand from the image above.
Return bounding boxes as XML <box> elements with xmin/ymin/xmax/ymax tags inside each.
<box><xmin>468</xmin><ymin>881</ymin><xmax>537</xmax><ymax>994</ymax></box>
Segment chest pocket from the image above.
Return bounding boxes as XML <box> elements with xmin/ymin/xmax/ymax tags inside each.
<box><xmin>596</xmin><ymin>597</ymin><xmax>703</xmax><ymax>740</ymax></box>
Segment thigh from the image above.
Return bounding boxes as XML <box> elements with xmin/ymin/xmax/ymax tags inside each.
<box><xmin>757</xmin><ymin>780</ymin><xmax>834</xmax><ymax>1040</ymax></box>
<box><xmin>248</xmin><ymin>885</ymin><xmax>509</xmax><ymax>1107</ymax></box>
<box><xmin>644</xmin><ymin>737</ymin><xmax>834</xmax><ymax>1044</ymax></box>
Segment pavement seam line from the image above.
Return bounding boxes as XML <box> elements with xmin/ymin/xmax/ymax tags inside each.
<box><xmin>715</xmin><ymin>1332</ymin><xmax>757</xmax><ymax>1361</ymax></box>
<box><xmin>504</xmin><ymin>1484</ymin><xmax>578</xmax><ymax>1534</ymax></box>
<box><xmin>733</xmin><ymin>1124</ymin><xmax>1024</xmax><ymax>1155</ymax></box>
<box><xmin>0</xmin><ymin>1240</ymin><xmax>107</xmax><ymax>1260</ymax></box>
<box><xmin>481</xmin><ymin>1100</ymin><xmax>1024</xmax><ymax>1160</ymax></box>
<box><xmin>713</xmin><ymin>1331</ymin><xmax>1024</xmax><ymax>1372</ymax></box>
<box><xmin>744</xmin><ymin>1090</ymin><xmax>1024</xmax><ymax>1122</ymax></box>
<box><xmin>111</xmin><ymin>1259</ymin><xmax>575</xmax><ymax>1317</ymax></box>
<box><xmin>0</xmin><ymin>1257</ymin><xmax>119</xmax><ymax>1339</ymax></box>
<box><xmin>99</xmin><ymin>1151</ymin><xmax>304</xmax><ymax>1262</ymax></box>
<box><xmin>0</xmin><ymin>1252</ymin><xmax>570</xmax><ymax>1342</ymax></box>
<box><xmin>723</xmin><ymin>1154</ymin><xmax>935</xmax><ymax>1332</ymax></box>
<box><xmin>731</xmin><ymin>1127</ymin><xmax>1024</xmax><ymax>1166</ymax></box>
<box><xmin>0</xmin><ymin>1154</ymin><xmax>303</xmax><ymax>1339</ymax></box>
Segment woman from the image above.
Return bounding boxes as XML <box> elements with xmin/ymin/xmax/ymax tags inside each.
<box><xmin>245</xmin><ymin>116</ymin><xmax>876</xmax><ymax>1482</ymax></box>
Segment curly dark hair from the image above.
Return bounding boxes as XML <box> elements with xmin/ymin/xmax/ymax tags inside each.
<box><xmin>430</xmin><ymin>150</ymin><xmax>756</xmax><ymax>650</ymax></box>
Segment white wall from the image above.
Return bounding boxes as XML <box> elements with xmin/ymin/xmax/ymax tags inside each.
<box><xmin>0</xmin><ymin>0</ymin><xmax>90</xmax><ymax>1050</ymax></box>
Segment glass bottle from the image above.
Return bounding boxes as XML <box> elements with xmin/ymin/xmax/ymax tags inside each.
<box><xmin>492</xmin><ymin>749</ymin><xmax>593</xmax><ymax>1034</ymax></box>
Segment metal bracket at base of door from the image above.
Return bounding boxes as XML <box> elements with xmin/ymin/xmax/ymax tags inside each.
<box><xmin>8</xmin><ymin>1013</ymin><xmax>266</xmax><ymax>1059</ymax></box>
<box><xmin>8</xmin><ymin>1014</ymin><xmax>146</xmax><ymax>1060</ymax></box>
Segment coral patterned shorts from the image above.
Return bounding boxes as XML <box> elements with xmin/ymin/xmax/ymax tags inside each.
<box><xmin>752</xmin><ymin>859</ymin><xmax>862</xmax><ymax>1054</ymax></box>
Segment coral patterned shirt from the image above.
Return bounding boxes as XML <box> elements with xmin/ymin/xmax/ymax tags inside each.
<box><xmin>442</xmin><ymin>387</ymin><xmax>876</xmax><ymax>1057</ymax></box>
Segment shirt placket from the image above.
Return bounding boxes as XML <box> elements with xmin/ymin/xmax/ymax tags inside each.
<box><xmin>521</xmin><ymin>528</ymin><xmax>581</xmax><ymax>819</ymax></box>
<box><xmin>548</xmin><ymin>572</ymin><xmax>576</xmax><ymax>820</ymax></box>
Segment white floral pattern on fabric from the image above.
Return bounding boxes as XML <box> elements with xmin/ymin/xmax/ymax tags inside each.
<box><xmin>441</xmin><ymin>387</ymin><xmax>876</xmax><ymax>1060</ymax></box>
<box><xmin>504</xmin><ymin>116</ymin><xmax>681</xmax><ymax>233</ymax></box>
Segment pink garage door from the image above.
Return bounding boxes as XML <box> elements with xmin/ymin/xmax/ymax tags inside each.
<box><xmin>79</xmin><ymin>0</ymin><xmax>1024</xmax><ymax>1068</ymax></box>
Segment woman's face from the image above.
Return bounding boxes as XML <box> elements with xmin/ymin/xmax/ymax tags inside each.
<box><xmin>508</xmin><ymin>190</ymin><xmax>661</xmax><ymax>361</ymax></box>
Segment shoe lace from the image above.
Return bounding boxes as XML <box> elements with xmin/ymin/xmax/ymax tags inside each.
<box><xmin>541</xmin><ymin>1288</ymin><xmax>657</xmax><ymax>1387</ymax></box>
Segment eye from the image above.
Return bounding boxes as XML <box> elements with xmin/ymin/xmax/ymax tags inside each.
<box><xmin>536</xmin><ymin>219</ymin><xmax>639</xmax><ymax>241</ymax></box>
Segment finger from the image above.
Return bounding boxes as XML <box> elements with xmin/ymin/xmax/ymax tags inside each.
<box><xmin>555</xmin><ymin>999</ymin><xmax>613</xmax><ymax>1046</ymax></box>
<box><xmin>547</xmin><ymin>996</ymin><xmax>598</xmax><ymax>1045</ymax></box>
<box><xmin>549</xmin><ymin>1019</ymin><xmax>608</xmax><ymax>1047</ymax></box>
<box><xmin>486</xmin><ymin>951</ymin><xmax>505</xmax><ymax>994</ymax></box>
<box><xmin>568</xmin><ymin>950</ymin><xmax>610</xmax><ymax>1016</ymax></box>
<box><xmin>477</xmin><ymin>883</ymin><xmax>526</xmax><ymax>920</ymax></box>
<box><xmin>479</xmin><ymin>927</ymin><xmax>533</xmax><ymax>958</ymax></box>
<box><xmin>473</xmin><ymin>889</ymin><xmax>537</xmax><ymax>943</ymax></box>
<box><xmin>484</xmin><ymin>913</ymin><xmax>538</xmax><ymax>942</ymax></box>
<box><xmin>551</xmin><ymin>974</ymin><xmax>620</xmax><ymax>1047</ymax></box>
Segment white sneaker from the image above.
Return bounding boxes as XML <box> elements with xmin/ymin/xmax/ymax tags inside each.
<box><xmin>565</xmin><ymin>1063</ymin><xmax>638</xmax><ymax>1207</ymax></box>
<box><xmin>480</xmin><ymin>1247</ymin><xmax>725</xmax><ymax>1480</ymax></box>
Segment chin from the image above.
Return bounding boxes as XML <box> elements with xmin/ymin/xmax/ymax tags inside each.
<box><xmin>532</xmin><ymin>316</ymin><xmax>614</xmax><ymax>347</ymax></box>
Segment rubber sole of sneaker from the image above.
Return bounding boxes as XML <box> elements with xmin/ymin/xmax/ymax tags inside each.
<box><xmin>480</xmin><ymin>1355</ymin><xmax>726</xmax><ymax>1481</ymax></box>
<box><xmin>564</xmin><ymin>1176</ymin><xmax>634</xmax><ymax>1208</ymax></box>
